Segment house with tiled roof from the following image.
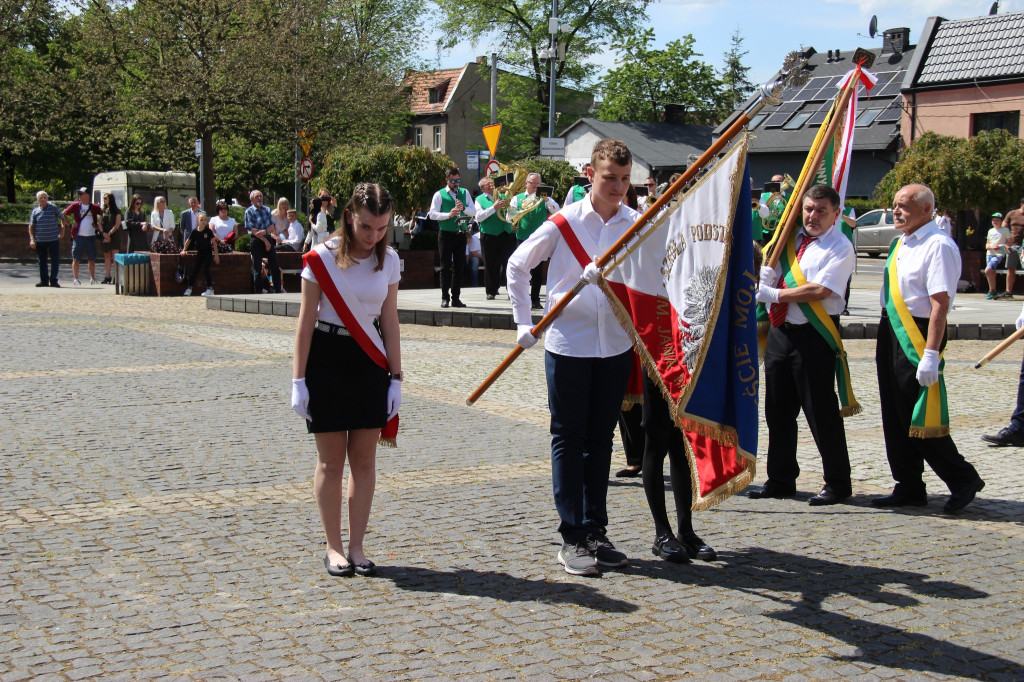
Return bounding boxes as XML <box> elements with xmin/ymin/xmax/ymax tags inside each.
<box><xmin>901</xmin><ymin>10</ymin><xmax>1024</xmax><ymax>145</ymax></box>
<box><xmin>401</xmin><ymin>59</ymin><xmax>593</xmax><ymax>178</ymax></box>
<box><xmin>714</xmin><ymin>28</ymin><xmax>915</xmax><ymax>197</ymax></box>
<box><xmin>559</xmin><ymin>117</ymin><xmax>714</xmax><ymax>183</ymax></box>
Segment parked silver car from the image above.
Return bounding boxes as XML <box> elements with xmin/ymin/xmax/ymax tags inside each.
<box><xmin>854</xmin><ymin>209</ymin><xmax>898</xmax><ymax>257</ymax></box>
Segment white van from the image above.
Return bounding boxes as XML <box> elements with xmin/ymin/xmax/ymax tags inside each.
<box><xmin>91</xmin><ymin>170</ymin><xmax>197</xmax><ymax>210</ymax></box>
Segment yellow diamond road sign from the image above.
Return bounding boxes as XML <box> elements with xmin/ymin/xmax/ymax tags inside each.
<box><xmin>299</xmin><ymin>130</ymin><xmax>316</xmax><ymax>157</ymax></box>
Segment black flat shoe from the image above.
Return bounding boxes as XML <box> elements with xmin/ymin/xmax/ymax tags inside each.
<box><xmin>679</xmin><ymin>533</ymin><xmax>717</xmax><ymax>561</ymax></box>
<box><xmin>652</xmin><ymin>534</ymin><xmax>690</xmax><ymax>563</ymax></box>
<box><xmin>808</xmin><ymin>485</ymin><xmax>851</xmax><ymax>506</ymax></box>
<box><xmin>871</xmin><ymin>492</ymin><xmax>928</xmax><ymax>508</ymax></box>
<box><xmin>451</xmin><ymin>300</ymin><xmax>467</xmax><ymax>308</ymax></box>
<box><xmin>615</xmin><ymin>466</ymin><xmax>642</xmax><ymax>478</ymax></box>
<box><xmin>944</xmin><ymin>478</ymin><xmax>984</xmax><ymax>514</ymax></box>
<box><xmin>746</xmin><ymin>482</ymin><xmax>796</xmax><ymax>499</ymax></box>
<box><xmin>324</xmin><ymin>554</ymin><xmax>354</xmax><ymax>577</ymax></box>
<box><xmin>441</xmin><ymin>300</ymin><xmax>450</xmax><ymax>308</ymax></box>
<box><xmin>349</xmin><ymin>555</ymin><xmax>377</xmax><ymax>577</ymax></box>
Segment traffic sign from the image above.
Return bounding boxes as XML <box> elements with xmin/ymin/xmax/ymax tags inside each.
<box><xmin>299</xmin><ymin>157</ymin><xmax>313</xmax><ymax>180</ymax></box>
<box><xmin>465</xmin><ymin>150</ymin><xmax>479</xmax><ymax>171</ymax></box>
<box><xmin>482</xmin><ymin>124</ymin><xmax>502</xmax><ymax>158</ymax></box>
<box><xmin>484</xmin><ymin>160</ymin><xmax>500</xmax><ymax>176</ymax></box>
<box><xmin>539</xmin><ymin>137</ymin><xmax>565</xmax><ymax>158</ymax></box>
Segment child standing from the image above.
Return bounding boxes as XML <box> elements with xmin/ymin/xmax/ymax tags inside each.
<box><xmin>181</xmin><ymin>213</ymin><xmax>220</xmax><ymax>296</ymax></box>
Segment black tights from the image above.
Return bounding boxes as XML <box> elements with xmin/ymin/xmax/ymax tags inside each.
<box><xmin>641</xmin><ymin>376</ymin><xmax>694</xmax><ymax>539</ymax></box>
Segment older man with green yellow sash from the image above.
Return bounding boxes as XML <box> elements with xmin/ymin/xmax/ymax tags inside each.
<box><xmin>873</xmin><ymin>183</ymin><xmax>984</xmax><ymax>514</ymax></box>
<box><xmin>749</xmin><ymin>184</ymin><xmax>858</xmax><ymax>506</ymax></box>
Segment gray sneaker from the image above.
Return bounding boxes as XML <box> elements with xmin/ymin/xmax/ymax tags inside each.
<box><xmin>557</xmin><ymin>541</ymin><xmax>599</xmax><ymax>576</ymax></box>
<box><xmin>587</xmin><ymin>531</ymin><xmax>629</xmax><ymax>568</ymax></box>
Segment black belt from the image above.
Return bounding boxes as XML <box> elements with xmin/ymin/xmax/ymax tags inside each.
<box><xmin>315</xmin><ymin>320</ymin><xmax>350</xmax><ymax>336</ymax></box>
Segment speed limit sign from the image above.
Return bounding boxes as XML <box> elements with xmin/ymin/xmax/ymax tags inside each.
<box><xmin>484</xmin><ymin>159</ymin><xmax>500</xmax><ymax>176</ymax></box>
<box><xmin>299</xmin><ymin>157</ymin><xmax>313</xmax><ymax>180</ymax></box>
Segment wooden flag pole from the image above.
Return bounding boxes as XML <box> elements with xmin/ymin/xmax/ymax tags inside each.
<box><xmin>975</xmin><ymin>326</ymin><xmax>1024</xmax><ymax>369</ymax></box>
<box><xmin>764</xmin><ymin>65</ymin><xmax>862</xmax><ymax>270</ymax></box>
<box><xmin>465</xmin><ymin>58</ymin><xmax>811</xmax><ymax>406</ymax></box>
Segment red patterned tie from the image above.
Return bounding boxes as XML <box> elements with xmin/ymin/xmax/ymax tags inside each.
<box><xmin>769</xmin><ymin>234</ymin><xmax>815</xmax><ymax>328</ymax></box>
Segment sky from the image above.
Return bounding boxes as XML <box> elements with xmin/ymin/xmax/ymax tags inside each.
<box><xmin>417</xmin><ymin>0</ymin><xmax>1024</xmax><ymax>88</ymax></box>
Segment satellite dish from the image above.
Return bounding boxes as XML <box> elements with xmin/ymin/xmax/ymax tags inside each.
<box><xmin>869</xmin><ymin>15</ymin><xmax>878</xmax><ymax>39</ymax></box>
<box><xmin>990</xmin><ymin>2</ymin><xmax>999</xmax><ymax>15</ymax></box>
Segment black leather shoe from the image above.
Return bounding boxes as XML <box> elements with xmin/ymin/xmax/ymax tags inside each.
<box><xmin>486</xmin><ymin>294</ymin><xmax>495</xmax><ymax>300</ymax></box>
<box><xmin>451</xmin><ymin>300</ymin><xmax>467</xmax><ymax>308</ymax></box>
<box><xmin>871</xmin><ymin>492</ymin><xmax>928</xmax><ymax>508</ymax></box>
<box><xmin>652</xmin><ymin>534</ymin><xmax>690</xmax><ymax>563</ymax></box>
<box><xmin>808</xmin><ymin>485</ymin><xmax>851</xmax><ymax>506</ymax></box>
<box><xmin>944</xmin><ymin>478</ymin><xmax>985</xmax><ymax>514</ymax></box>
<box><xmin>441</xmin><ymin>300</ymin><xmax>450</xmax><ymax>308</ymax></box>
<box><xmin>679</xmin><ymin>533</ymin><xmax>717</xmax><ymax>561</ymax></box>
<box><xmin>35</xmin><ymin>282</ymin><xmax>48</xmax><ymax>287</ymax></box>
<box><xmin>981</xmin><ymin>427</ymin><xmax>1024</xmax><ymax>447</ymax></box>
<box><xmin>324</xmin><ymin>554</ymin><xmax>354</xmax><ymax>577</ymax></box>
<box><xmin>615</xmin><ymin>466</ymin><xmax>642</xmax><ymax>478</ymax></box>
<box><xmin>531</xmin><ymin>300</ymin><xmax>542</xmax><ymax>310</ymax></box>
<box><xmin>746</xmin><ymin>482</ymin><xmax>796</xmax><ymax>499</ymax></box>
<box><xmin>350</xmin><ymin>555</ymin><xmax>378</xmax><ymax>577</ymax></box>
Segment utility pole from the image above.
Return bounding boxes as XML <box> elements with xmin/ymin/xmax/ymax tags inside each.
<box><xmin>547</xmin><ymin>0</ymin><xmax>558</xmax><ymax>138</ymax></box>
<box><xmin>490</xmin><ymin>52</ymin><xmax>498</xmax><ymax>125</ymax></box>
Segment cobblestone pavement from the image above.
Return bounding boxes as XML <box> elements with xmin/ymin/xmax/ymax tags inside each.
<box><xmin>1</xmin><ymin>290</ymin><xmax>1023</xmax><ymax>680</ymax></box>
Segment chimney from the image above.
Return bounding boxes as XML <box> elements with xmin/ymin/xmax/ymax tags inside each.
<box><xmin>476</xmin><ymin>55</ymin><xmax>486</xmax><ymax>64</ymax></box>
<box><xmin>664</xmin><ymin>104</ymin><xmax>688</xmax><ymax>125</ymax></box>
<box><xmin>882</xmin><ymin>27</ymin><xmax>910</xmax><ymax>54</ymax></box>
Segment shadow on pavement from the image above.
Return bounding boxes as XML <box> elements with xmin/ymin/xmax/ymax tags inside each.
<box><xmin>635</xmin><ymin>548</ymin><xmax>1021</xmax><ymax>679</ymax></box>
<box><xmin>379</xmin><ymin>565</ymin><xmax>638</xmax><ymax>614</ymax></box>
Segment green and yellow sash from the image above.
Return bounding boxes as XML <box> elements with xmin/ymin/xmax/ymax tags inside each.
<box><xmin>779</xmin><ymin>233</ymin><xmax>861</xmax><ymax>417</ymax></box>
<box><xmin>882</xmin><ymin>239</ymin><xmax>949</xmax><ymax>438</ymax></box>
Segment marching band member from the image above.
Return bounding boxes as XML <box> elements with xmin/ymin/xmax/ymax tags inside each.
<box><xmin>563</xmin><ymin>164</ymin><xmax>591</xmax><ymax>207</ymax></box>
<box><xmin>750</xmin><ymin>185</ymin><xmax>857</xmax><ymax>506</ymax></box>
<box><xmin>428</xmin><ymin>167</ymin><xmax>476</xmax><ymax>308</ymax></box>
<box><xmin>873</xmin><ymin>184</ymin><xmax>984</xmax><ymax>513</ymax></box>
<box><xmin>292</xmin><ymin>183</ymin><xmax>402</xmax><ymax>577</ymax></box>
<box><xmin>474</xmin><ymin>176</ymin><xmax>513</xmax><ymax>301</ymax></box>
<box><xmin>507</xmin><ymin>140</ymin><xmax>638</xmax><ymax>576</ymax></box>
<box><xmin>509</xmin><ymin>172</ymin><xmax>560</xmax><ymax>310</ymax></box>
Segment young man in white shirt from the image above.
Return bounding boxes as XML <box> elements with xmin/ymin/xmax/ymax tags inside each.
<box><xmin>507</xmin><ymin>139</ymin><xmax>639</xmax><ymax>576</ymax></box>
<box><xmin>277</xmin><ymin>208</ymin><xmax>305</xmax><ymax>251</ymax></box>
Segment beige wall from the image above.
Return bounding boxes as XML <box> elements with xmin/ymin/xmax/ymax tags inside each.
<box><xmin>902</xmin><ymin>83</ymin><xmax>1024</xmax><ymax>146</ymax></box>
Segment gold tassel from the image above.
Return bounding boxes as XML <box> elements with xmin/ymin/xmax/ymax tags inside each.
<box><xmin>691</xmin><ymin>459</ymin><xmax>757</xmax><ymax>512</ymax></box>
<box><xmin>377</xmin><ymin>437</ymin><xmax>397</xmax><ymax>448</ymax></box>
<box><xmin>680</xmin><ymin>417</ymin><xmax>739</xmax><ymax>447</ymax></box>
<box><xmin>839</xmin><ymin>402</ymin><xmax>862</xmax><ymax>418</ymax></box>
<box><xmin>908</xmin><ymin>425</ymin><xmax>949</xmax><ymax>439</ymax></box>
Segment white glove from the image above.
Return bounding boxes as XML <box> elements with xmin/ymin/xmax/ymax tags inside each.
<box><xmin>291</xmin><ymin>378</ymin><xmax>311</xmax><ymax>420</ymax></box>
<box><xmin>759</xmin><ymin>266</ymin><xmax>777</xmax><ymax>289</ymax></box>
<box><xmin>916</xmin><ymin>349</ymin><xmax>940</xmax><ymax>387</ymax></box>
<box><xmin>516</xmin><ymin>324</ymin><xmax>538</xmax><ymax>349</ymax></box>
<box><xmin>1016</xmin><ymin>302</ymin><xmax>1024</xmax><ymax>330</ymax></box>
<box><xmin>582</xmin><ymin>258</ymin><xmax>602</xmax><ymax>284</ymax></box>
<box><xmin>756</xmin><ymin>285</ymin><xmax>780</xmax><ymax>304</ymax></box>
<box><xmin>386</xmin><ymin>379</ymin><xmax>402</xmax><ymax>420</ymax></box>
<box><xmin>758</xmin><ymin>203</ymin><xmax>770</xmax><ymax>219</ymax></box>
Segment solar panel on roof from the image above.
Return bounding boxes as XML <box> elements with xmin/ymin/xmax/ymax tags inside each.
<box><xmin>875</xmin><ymin>100</ymin><xmax>902</xmax><ymax>123</ymax></box>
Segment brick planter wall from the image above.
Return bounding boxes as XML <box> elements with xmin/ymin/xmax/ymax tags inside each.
<box><xmin>1</xmin><ymin>223</ymin><xmax>74</xmax><ymax>260</ymax></box>
<box><xmin>398</xmin><ymin>249</ymin><xmax>435</xmax><ymax>289</ymax></box>
<box><xmin>149</xmin><ymin>250</ymin><xmax>303</xmax><ymax>296</ymax></box>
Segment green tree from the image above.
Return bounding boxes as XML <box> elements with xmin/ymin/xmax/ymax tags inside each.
<box><xmin>507</xmin><ymin>156</ymin><xmax>577</xmax><ymax>203</ymax></box>
<box><xmin>596</xmin><ymin>29</ymin><xmax>725</xmax><ymax>124</ymax></box>
<box><xmin>874</xmin><ymin>132</ymin><xmax>971</xmax><ymax>212</ymax></box>
<box><xmin>434</xmin><ymin>0</ymin><xmax>651</xmax><ymax>146</ymax></box>
<box><xmin>720</xmin><ymin>29</ymin><xmax>754</xmax><ymax>115</ymax></box>
<box><xmin>318</xmin><ymin>143</ymin><xmax>452</xmax><ymax>217</ymax></box>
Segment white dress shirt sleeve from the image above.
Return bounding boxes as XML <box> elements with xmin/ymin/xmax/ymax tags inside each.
<box><xmin>475</xmin><ymin>197</ymin><xmax>497</xmax><ymax>223</ymax></box>
<box><xmin>927</xmin><ymin>239</ymin><xmax>962</xmax><ymax>298</ymax></box>
<box><xmin>507</xmin><ymin>221</ymin><xmax>558</xmax><ymax>325</ymax></box>
<box><xmin>462</xmin><ymin>190</ymin><xmax>476</xmax><ymax>218</ymax></box>
<box><xmin>426</xmin><ymin>190</ymin><xmax>447</xmax><ymax>222</ymax></box>
<box><xmin>546</xmin><ymin>197</ymin><xmax>560</xmax><ymax>213</ymax></box>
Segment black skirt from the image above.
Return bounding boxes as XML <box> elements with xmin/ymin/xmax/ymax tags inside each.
<box><xmin>305</xmin><ymin>325</ymin><xmax>389</xmax><ymax>433</ymax></box>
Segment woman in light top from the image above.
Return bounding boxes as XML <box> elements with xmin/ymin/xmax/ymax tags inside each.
<box><xmin>149</xmin><ymin>196</ymin><xmax>176</xmax><ymax>250</ymax></box>
<box><xmin>209</xmin><ymin>200</ymin><xmax>237</xmax><ymax>252</ymax></box>
<box><xmin>291</xmin><ymin>183</ymin><xmax>402</xmax><ymax>578</ymax></box>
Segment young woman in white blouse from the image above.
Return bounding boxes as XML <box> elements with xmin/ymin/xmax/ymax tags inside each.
<box><xmin>291</xmin><ymin>183</ymin><xmax>402</xmax><ymax>578</ymax></box>
<box><xmin>149</xmin><ymin>196</ymin><xmax>176</xmax><ymax>247</ymax></box>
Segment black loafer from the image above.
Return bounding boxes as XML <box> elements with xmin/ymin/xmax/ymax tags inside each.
<box><xmin>871</xmin><ymin>492</ymin><xmax>928</xmax><ymax>508</ymax></box>
<box><xmin>451</xmin><ymin>300</ymin><xmax>467</xmax><ymax>308</ymax></box>
<box><xmin>615</xmin><ymin>466</ymin><xmax>642</xmax><ymax>478</ymax></box>
<box><xmin>981</xmin><ymin>428</ymin><xmax>1024</xmax><ymax>447</ymax></box>
<box><xmin>679</xmin><ymin>533</ymin><xmax>717</xmax><ymax>561</ymax></box>
<box><xmin>350</xmin><ymin>556</ymin><xmax>377</xmax><ymax>577</ymax></box>
<box><xmin>324</xmin><ymin>554</ymin><xmax>354</xmax><ymax>577</ymax></box>
<box><xmin>746</xmin><ymin>482</ymin><xmax>796</xmax><ymax>499</ymax></box>
<box><xmin>652</xmin><ymin>534</ymin><xmax>690</xmax><ymax>563</ymax></box>
<box><xmin>944</xmin><ymin>478</ymin><xmax>985</xmax><ymax>514</ymax></box>
<box><xmin>441</xmin><ymin>300</ymin><xmax>450</xmax><ymax>308</ymax></box>
<box><xmin>808</xmin><ymin>485</ymin><xmax>851</xmax><ymax>506</ymax></box>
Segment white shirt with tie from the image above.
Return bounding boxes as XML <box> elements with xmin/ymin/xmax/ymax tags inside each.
<box><xmin>767</xmin><ymin>224</ymin><xmax>855</xmax><ymax>324</ymax></box>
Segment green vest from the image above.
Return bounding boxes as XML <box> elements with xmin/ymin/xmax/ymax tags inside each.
<box><xmin>751</xmin><ymin>208</ymin><xmax>764</xmax><ymax>241</ymax></box>
<box><xmin>476</xmin><ymin>194</ymin><xmax>511</xmax><ymax>236</ymax></box>
<box><xmin>438</xmin><ymin>187</ymin><xmax>472</xmax><ymax>232</ymax></box>
<box><xmin>514</xmin><ymin>192</ymin><xmax>547</xmax><ymax>240</ymax></box>
<box><xmin>572</xmin><ymin>185</ymin><xmax>586</xmax><ymax>203</ymax></box>
<box><xmin>840</xmin><ymin>206</ymin><xmax>855</xmax><ymax>243</ymax></box>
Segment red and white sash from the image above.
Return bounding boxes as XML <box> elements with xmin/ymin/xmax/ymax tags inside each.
<box><xmin>550</xmin><ymin>212</ymin><xmax>644</xmax><ymax>405</ymax></box>
<box><xmin>303</xmin><ymin>243</ymin><xmax>398</xmax><ymax>444</ymax></box>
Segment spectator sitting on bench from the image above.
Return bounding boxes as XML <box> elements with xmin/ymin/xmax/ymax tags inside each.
<box><xmin>986</xmin><ymin>212</ymin><xmax>1011</xmax><ymax>300</ymax></box>
<box><xmin>277</xmin><ymin>208</ymin><xmax>304</xmax><ymax>252</ymax></box>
